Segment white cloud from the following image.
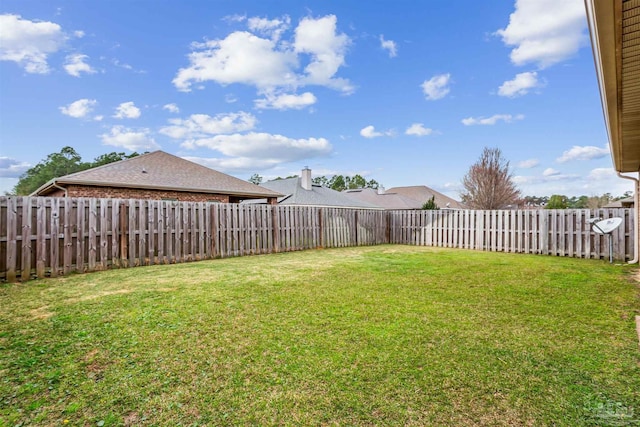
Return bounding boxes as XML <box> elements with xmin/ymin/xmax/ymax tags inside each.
<box><xmin>556</xmin><ymin>144</ymin><xmax>610</xmax><ymax>163</ymax></box>
<box><xmin>184</xmin><ymin>156</ymin><xmax>282</xmax><ymax>173</ymax></box>
<box><xmin>582</xmin><ymin>168</ymin><xmax>634</xmax><ymax>196</ymax></box>
<box><xmin>294</xmin><ymin>15</ymin><xmax>352</xmax><ymax>92</ymax></box>
<box><xmin>498</xmin><ymin>71</ymin><xmax>542</xmax><ymax>97</ymax></box>
<box><xmin>0</xmin><ymin>157</ymin><xmax>31</xmax><ymax>178</ymax></box>
<box><xmin>359</xmin><ymin>125</ymin><xmax>393</xmax><ymax>138</ymax></box>
<box><xmin>160</xmin><ymin>111</ymin><xmax>257</xmax><ymax>139</ymax></box>
<box><xmin>113</xmin><ymin>101</ymin><xmax>141</xmax><ymax>119</ymax></box>
<box><xmin>513</xmin><ymin>173</ymin><xmax>577</xmax><ymax>185</ymax></box>
<box><xmin>223</xmin><ymin>14</ymin><xmax>246</xmax><ymax>24</ymax></box>
<box><xmin>514</xmin><ymin>166</ymin><xmax>633</xmax><ymax>197</ymax></box>
<box><xmin>0</xmin><ymin>14</ymin><xmax>67</xmax><ymax>74</ymax></box>
<box><xmin>496</xmin><ymin>0</ymin><xmax>587</xmax><ymax>68</ymax></box>
<box><xmin>113</xmin><ymin>59</ymin><xmax>132</xmax><ymax>70</ymax></box>
<box><xmin>443</xmin><ymin>182</ymin><xmax>463</xmax><ymax>192</ymax></box>
<box><xmin>543</xmin><ymin>167</ymin><xmax>561</xmax><ymax>177</ymax></box>
<box><xmin>180</xmin><ymin>132</ymin><xmax>332</xmax><ymax>172</ymax></box>
<box><xmin>517</xmin><ymin>158</ymin><xmax>539</xmax><ymax>169</ymax></box>
<box><xmin>174</xmin><ymin>31</ymin><xmax>297</xmax><ymax>91</ymax></box>
<box><xmin>100</xmin><ymin>126</ymin><xmax>159</xmax><ymax>151</ymax></box>
<box><xmin>162</xmin><ymin>103</ymin><xmax>180</xmax><ymax>114</ymax></box>
<box><xmin>587</xmin><ymin>167</ymin><xmax>616</xmax><ymax>180</ymax></box>
<box><xmin>73</xmin><ymin>30</ymin><xmax>85</xmax><ymax>38</ymax></box>
<box><xmin>360</xmin><ymin>125</ymin><xmax>381</xmax><ymax>138</ymax></box>
<box><xmin>63</xmin><ymin>53</ymin><xmax>96</xmax><ymax>77</ymax></box>
<box><xmin>461</xmin><ymin>114</ymin><xmax>524</xmax><ymax>126</ymax></box>
<box><xmin>421</xmin><ymin>73</ymin><xmax>451</xmax><ymax>100</ymax></box>
<box><xmin>225</xmin><ymin>94</ymin><xmax>238</xmax><ymax>103</ymax></box>
<box><xmin>173</xmin><ymin>15</ymin><xmax>353</xmax><ymax>95</ymax></box>
<box><xmin>379</xmin><ymin>35</ymin><xmax>397</xmax><ymax>57</ymax></box>
<box><xmin>405</xmin><ymin>123</ymin><xmax>433</xmax><ymax>136</ymax></box>
<box><xmin>111</xmin><ymin>58</ymin><xmax>145</xmax><ymax>74</ymax></box>
<box><xmin>254</xmin><ymin>91</ymin><xmax>317</xmax><ymax>110</ymax></box>
<box><xmin>59</xmin><ymin>98</ymin><xmax>97</xmax><ymax>118</ymax></box>
<box><xmin>247</xmin><ymin>15</ymin><xmax>290</xmax><ymax>41</ymax></box>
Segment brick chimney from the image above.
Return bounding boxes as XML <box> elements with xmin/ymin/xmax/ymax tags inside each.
<box><xmin>301</xmin><ymin>167</ymin><xmax>312</xmax><ymax>190</ymax></box>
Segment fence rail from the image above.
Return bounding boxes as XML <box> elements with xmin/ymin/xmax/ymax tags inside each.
<box><xmin>0</xmin><ymin>196</ymin><xmax>634</xmax><ymax>283</ymax></box>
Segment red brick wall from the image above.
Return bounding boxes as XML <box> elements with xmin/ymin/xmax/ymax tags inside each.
<box><xmin>64</xmin><ymin>185</ymin><xmax>230</xmax><ymax>203</ymax></box>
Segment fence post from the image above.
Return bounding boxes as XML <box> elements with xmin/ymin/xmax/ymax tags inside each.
<box><xmin>119</xmin><ymin>200</ymin><xmax>128</xmax><ymax>267</ymax></box>
<box><xmin>19</xmin><ymin>197</ymin><xmax>32</xmax><ymax>282</ymax></box>
<box><xmin>318</xmin><ymin>209</ymin><xmax>324</xmax><ymax>248</ymax></box>
<box><xmin>6</xmin><ymin>197</ymin><xmax>17</xmax><ymax>282</ymax></box>
<box><xmin>50</xmin><ymin>198</ymin><xmax>60</xmax><ymax>278</ymax></box>
<box><xmin>36</xmin><ymin>197</ymin><xmax>46</xmax><ymax>278</ymax></box>
<box><xmin>272</xmin><ymin>206</ymin><xmax>280</xmax><ymax>253</ymax></box>
<box><xmin>355</xmin><ymin>210</ymin><xmax>359</xmax><ymax>246</ymax></box>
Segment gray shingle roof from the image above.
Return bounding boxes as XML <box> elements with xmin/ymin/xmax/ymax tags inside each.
<box><xmin>385</xmin><ymin>185</ymin><xmax>465</xmax><ymax>209</ymax></box>
<box><xmin>258</xmin><ymin>178</ymin><xmax>380</xmax><ymax>209</ymax></box>
<box><xmin>33</xmin><ymin>151</ymin><xmax>282</xmax><ymax>198</ymax></box>
<box><xmin>342</xmin><ymin>188</ymin><xmax>423</xmax><ymax>210</ymax></box>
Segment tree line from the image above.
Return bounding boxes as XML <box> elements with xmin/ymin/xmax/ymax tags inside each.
<box><xmin>524</xmin><ymin>193</ymin><xmax>632</xmax><ymax>209</ymax></box>
<box><xmin>249</xmin><ymin>173</ymin><xmax>380</xmax><ymax>192</ymax></box>
<box><xmin>8</xmin><ymin>146</ymin><xmax>140</xmax><ymax>195</ymax></box>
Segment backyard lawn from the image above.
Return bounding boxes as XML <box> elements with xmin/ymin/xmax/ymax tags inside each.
<box><xmin>1</xmin><ymin>245</ymin><xmax>639</xmax><ymax>426</ymax></box>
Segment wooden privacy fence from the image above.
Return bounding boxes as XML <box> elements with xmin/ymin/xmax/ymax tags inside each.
<box><xmin>0</xmin><ymin>196</ymin><xmax>634</xmax><ymax>283</ymax></box>
<box><xmin>389</xmin><ymin>208</ymin><xmax>634</xmax><ymax>259</ymax></box>
<box><xmin>0</xmin><ymin>197</ymin><xmax>388</xmax><ymax>282</ymax></box>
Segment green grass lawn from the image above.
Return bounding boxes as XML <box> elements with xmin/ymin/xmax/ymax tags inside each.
<box><xmin>1</xmin><ymin>245</ymin><xmax>639</xmax><ymax>426</ymax></box>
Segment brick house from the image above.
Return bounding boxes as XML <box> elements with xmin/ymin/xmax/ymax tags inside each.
<box><xmin>31</xmin><ymin>150</ymin><xmax>281</xmax><ymax>204</ymax></box>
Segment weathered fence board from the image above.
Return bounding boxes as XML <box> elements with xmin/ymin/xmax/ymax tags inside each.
<box><xmin>0</xmin><ymin>196</ymin><xmax>635</xmax><ymax>282</ymax></box>
<box><xmin>388</xmin><ymin>208</ymin><xmax>635</xmax><ymax>261</ymax></box>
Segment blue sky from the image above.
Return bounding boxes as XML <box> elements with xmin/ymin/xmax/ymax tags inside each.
<box><xmin>0</xmin><ymin>0</ymin><xmax>632</xmax><ymax>199</ymax></box>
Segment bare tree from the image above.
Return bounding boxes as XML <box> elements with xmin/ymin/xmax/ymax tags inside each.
<box><xmin>460</xmin><ymin>147</ymin><xmax>521</xmax><ymax>209</ymax></box>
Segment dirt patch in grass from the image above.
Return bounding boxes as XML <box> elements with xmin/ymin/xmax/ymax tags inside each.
<box><xmin>68</xmin><ymin>289</ymin><xmax>133</xmax><ymax>303</ymax></box>
<box><xmin>123</xmin><ymin>411</ymin><xmax>140</xmax><ymax>426</ymax></box>
<box><xmin>28</xmin><ymin>305</ymin><xmax>53</xmax><ymax>320</ymax></box>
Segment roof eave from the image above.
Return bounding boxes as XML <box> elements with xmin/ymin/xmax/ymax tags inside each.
<box><xmin>586</xmin><ymin>0</ymin><xmax>627</xmax><ymax>172</ymax></box>
<box><xmin>31</xmin><ymin>178</ymin><xmax>59</xmax><ymax>196</ymax></box>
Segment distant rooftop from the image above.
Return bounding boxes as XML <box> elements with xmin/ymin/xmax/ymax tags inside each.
<box><xmin>385</xmin><ymin>186</ymin><xmax>465</xmax><ymax>209</ymax></box>
<box><xmin>33</xmin><ymin>151</ymin><xmax>282</xmax><ymax>199</ymax></box>
<box><xmin>343</xmin><ymin>188</ymin><xmax>423</xmax><ymax>210</ymax></box>
<box><xmin>258</xmin><ymin>177</ymin><xmax>380</xmax><ymax>209</ymax></box>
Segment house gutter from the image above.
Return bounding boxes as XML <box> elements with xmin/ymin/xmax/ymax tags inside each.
<box><xmin>51</xmin><ymin>182</ymin><xmax>68</xmax><ymax>198</ymax></box>
<box><xmin>616</xmin><ymin>172</ymin><xmax>639</xmax><ymax>264</ymax></box>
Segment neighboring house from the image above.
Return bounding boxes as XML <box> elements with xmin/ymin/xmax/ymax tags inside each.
<box><xmin>384</xmin><ymin>186</ymin><xmax>466</xmax><ymax>209</ymax></box>
<box><xmin>586</xmin><ymin>0</ymin><xmax>640</xmax><ymax>261</ymax></box>
<box><xmin>32</xmin><ymin>150</ymin><xmax>282</xmax><ymax>204</ymax></box>
<box><xmin>603</xmin><ymin>197</ymin><xmax>634</xmax><ymax>209</ymax></box>
<box><xmin>256</xmin><ymin>168</ymin><xmax>380</xmax><ymax>209</ymax></box>
<box><xmin>342</xmin><ymin>187</ymin><xmax>424</xmax><ymax>210</ymax></box>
